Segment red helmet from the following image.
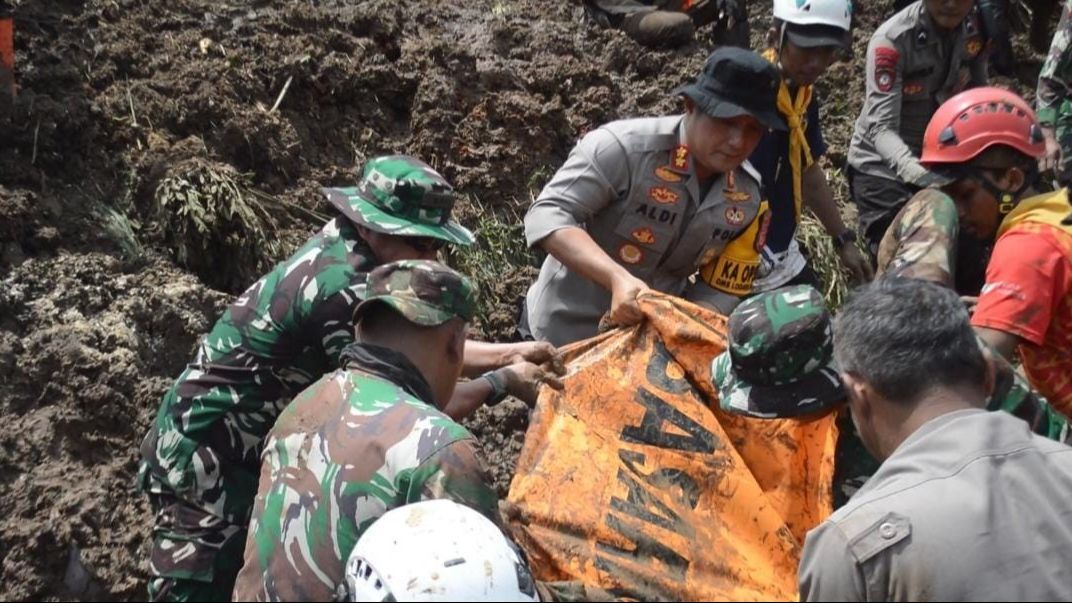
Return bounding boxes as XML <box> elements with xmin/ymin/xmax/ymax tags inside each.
<box><xmin>920</xmin><ymin>87</ymin><xmax>1045</xmax><ymax>166</ymax></box>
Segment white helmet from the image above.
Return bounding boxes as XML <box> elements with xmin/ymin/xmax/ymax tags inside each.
<box><xmin>772</xmin><ymin>0</ymin><xmax>852</xmax><ymax>31</ymax></box>
<box><xmin>341</xmin><ymin>500</ymin><xmax>541</xmax><ymax>602</ymax></box>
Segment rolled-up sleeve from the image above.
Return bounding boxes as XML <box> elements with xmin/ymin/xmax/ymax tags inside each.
<box><xmin>524</xmin><ymin>126</ymin><xmax>631</xmax><ymax>247</ymax></box>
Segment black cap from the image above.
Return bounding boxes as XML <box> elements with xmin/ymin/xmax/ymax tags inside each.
<box><xmin>784</xmin><ymin>22</ymin><xmax>851</xmax><ymax>48</ymax></box>
<box><xmin>676</xmin><ymin>47</ymin><xmax>787</xmax><ymax>132</ymax></box>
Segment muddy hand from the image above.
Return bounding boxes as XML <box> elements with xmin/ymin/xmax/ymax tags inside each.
<box><xmin>499</xmin><ymin>361</ymin><xmax>565</xmax><ymax>407</ymax></box>
<box><xmin>607</xmin><ymin>273</ymin><xmax>649</xmax><ymax>327</ymax></box>
<box><xmin>839</xmin><ymin>243</ymin><xmax>874</xmax><ymax>284</ymax></box>
<box><xmin>504</xmin><ymin>341</ymin><xmax>565</xmax><ymax>377</ymax></box>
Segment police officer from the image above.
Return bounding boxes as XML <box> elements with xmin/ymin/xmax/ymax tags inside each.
<box><xmin>847</xmin><ymin>0</ymin><xmax>988</xmax><ymax>257</ymax></box>
<box><xmin>799</xmin><ymin>278</ymin><xmax>1072</xmax><ymax>601</ymax></box>
<box><xmin>522</xmin><ymin>47</ymin><xmax>786</xmax><ymax>346</ymax></box>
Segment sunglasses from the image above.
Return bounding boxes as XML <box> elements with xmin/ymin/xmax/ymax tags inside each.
<box><xmin>402</xmin><ymin>236</ymin><xmax>448</xmax><ymax>253</ymax></box>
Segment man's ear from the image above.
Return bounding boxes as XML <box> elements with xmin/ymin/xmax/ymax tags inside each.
<box><xmin>998</xmin><ymin>166</ymin><xmax>1026</xmax><ymax>193</ymax></box>
<box><xmin>682</xmin><ymin>95</ymin><xmax>697</xmax><ymax>114</ymax></box>
<box><xmin>841</xmin><ymin>371</ymin><xmax>873</xmax><ymax>420</ymax></box>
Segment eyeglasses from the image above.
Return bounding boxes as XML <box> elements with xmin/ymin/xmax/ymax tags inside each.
<box><xmin>402</xmin><ymin>236</ymin><xmax>448</xmax><ymax>253</ymax></box>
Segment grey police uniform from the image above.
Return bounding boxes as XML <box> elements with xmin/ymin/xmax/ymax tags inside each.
<box><xmin>848</xmin><ymin>0</ymin><xmax>988</xmax><ymax>247</ymax></box>
<box><xmin>799</xmin><ymin>409</ymin><xmax>1072</xmax><ymax>602</ymax></box>
<box><xmin>523</xmin><ymin>115</ymin><xmax>764</xmax><ymax>347</ymax></box>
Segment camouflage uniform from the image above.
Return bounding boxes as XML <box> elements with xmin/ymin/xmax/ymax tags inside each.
<box><xmin>1038</xmin><ymin>0</ymin><xmax>1072</xmax><ymax>186</ymax></box>
<box><xmin>712</xmin><ymin>285</ymin><xmax>844</xmax><ymax>419</ymax></box>
<box><xmin>231</xmin><ymin>260</ymin><xmax>500</xmax><ymax>602</ymax></box>
<box><xmin>138</xmin><ymin>156</ymin><xmax>474</xmax><ymax>601</ymax></box>
<box><xmin>712</xmin><ymin>282</ymin><xmax>1072</xmax><ymax>507</ymax></box>
<box><xmin>875</xmin><ymin>188</ymin><xmax>960</xmax><ymax>286</ymax></box>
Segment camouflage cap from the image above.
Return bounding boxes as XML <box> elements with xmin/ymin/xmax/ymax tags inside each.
<box><xmin>711</xmin><ymin>285</ymin><xmax>845</xmax><ymax>419</ymax></box>
<box><xmin>353</xmin><ymin>259</ymin><xmax>477</xmax><ymax>327</ymax></box>
<box><xmin>324</xmin><ymin>155</ymin><xmax>475</xmax><ymax>246</ymax></box>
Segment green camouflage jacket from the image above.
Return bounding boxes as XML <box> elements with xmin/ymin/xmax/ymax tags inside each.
<box><xmin>139</xmin><ymin>216</ymin><xmax>378</xmax><ymax>524</ymax></box>
<box><xmin>231</xmin><ymin>342</ymin><xmax>498</xmax><ymax>601</ymax></box>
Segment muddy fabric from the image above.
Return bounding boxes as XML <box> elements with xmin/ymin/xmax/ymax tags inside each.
<box><xmin>507</xmin><ymin>291</ymin><xmax>837</xmax><ymax>601</ymax></box>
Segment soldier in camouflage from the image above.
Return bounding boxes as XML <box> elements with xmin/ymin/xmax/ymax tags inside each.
<box><xmin>876</xmin><ymin>187</ymin><xmax>960</xmax><ymax>286</ymax></box>
<box><xmin>1039</xmin><ymin>0</ymin><xmax>1072</xmax><ymax>187</ymax></box>
<box><xmin>713</xmin><ymin>284</ymin><xmax>1071</xmax><ymax>506</ymax></box>
<box><xmin>711</xmin><ymin>285</ymin><xmax>845</xmax><ymax>420</ymax></box>
<box><xmin>139</xmin><ymin>155</ymin><xmax>562</xmax><ymax>601</ymax></box>
<box><xmin>231</xmin><ymin>260</ymin><xmax>499</xmax><ymax>601</ymax></box>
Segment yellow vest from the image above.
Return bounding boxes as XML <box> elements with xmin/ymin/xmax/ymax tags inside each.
<box><xmin>998</xmin><ymin>188</ymin><xmax>1072</xmax><ymax>238</ymax></box>
<box><xmin>699</xmin><ymin>199</ymin><xmax>771</xmax><ymax>296</ymax></box>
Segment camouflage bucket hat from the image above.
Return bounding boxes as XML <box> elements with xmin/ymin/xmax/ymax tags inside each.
<box><xmin>324</xmin><ymin>155</ymin><xmax>475</xmax><ymax>246</ymax></box>
<box><xmin>711</xmin><ymin>285</ymin><xmax>845</xmax><ymax>419</ymax></box>
<box><xmin>352</xmin><ymin>259</ymin><xmax>477</xmax><ymax>327</ymax></box>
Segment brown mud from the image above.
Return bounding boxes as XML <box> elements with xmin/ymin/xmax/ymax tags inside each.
<box><xmin>0</xmin><ymin>0</ymin><xmax>1053</xmax><ymax>598</ymax></box>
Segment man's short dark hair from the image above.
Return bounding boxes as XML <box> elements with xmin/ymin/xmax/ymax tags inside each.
<box><xmin>833</xmin><ymin>277</ymin><xmax>987</xmax><ymax>404</ymax></box>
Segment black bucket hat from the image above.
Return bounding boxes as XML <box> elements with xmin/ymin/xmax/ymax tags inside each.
<box><xmin>677</xmin><ymin>47</ymin><xmax>787</xmax><ymax>131</ymax></box>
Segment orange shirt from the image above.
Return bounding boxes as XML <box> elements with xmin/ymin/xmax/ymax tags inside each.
<box><xmin>973</xmin><ymin>221</ymin><xmax>1072</xmax><ymax>417</ymax></box>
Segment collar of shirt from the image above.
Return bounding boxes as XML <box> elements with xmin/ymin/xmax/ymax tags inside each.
<box><xmin>339</xmin><ymin>341</ymin><xmax>437</xmax><ymax>404</ymax></box>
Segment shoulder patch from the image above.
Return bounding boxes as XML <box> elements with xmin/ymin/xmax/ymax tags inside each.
<box><xmin>847</xmin><ymin>512</ymin><xmax>912</xmax><ymax>564</ymax></box>
<box><xmin>874</xmin><ymin>47</ymin><xmax>900</xmax><ymax>93</ymax></box>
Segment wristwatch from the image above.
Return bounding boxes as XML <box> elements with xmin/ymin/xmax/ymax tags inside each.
<box><xmin>832</xmin><ymin>230</ymin><xmax>858</xmax><ymax>250</ymax></box>
<box><xmin>481</xmin><ymin>370</ymin><xmax>509</xmax><ymax>407</ymax></box>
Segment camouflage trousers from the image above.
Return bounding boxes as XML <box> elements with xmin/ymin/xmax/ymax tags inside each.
<box><xmin>147</xmin><ymin>492</ymin><xmax>247</xmax><ymax>602</ymax></box>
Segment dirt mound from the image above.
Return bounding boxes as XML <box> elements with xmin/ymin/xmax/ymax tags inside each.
<box><xmin>0</xmin><ymin>251</ymin><xmax>228</xmax><ymax>600</ymax></box>
<box><xmin>0</xmin><ymin>0</ymin><xmax>1054</xmax><ymax>599</ymax></box>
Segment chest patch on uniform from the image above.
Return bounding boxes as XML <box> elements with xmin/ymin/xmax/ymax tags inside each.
<box><xmin>966</xmin><ymin>37</ymin><xmax>983</xmax><ymax>57</ymax></box>
<box><xmin>619</xmin><ymin>243</ymin><xmax>644</xmax><ymax>264</ymax></box>
<box><xmin>654</xmin><ymin>166</ymin><xmax>684</xmax><ymax>183</ymax></box>
<box><xmin>724</xmin><ymin>189</ymin><xmax>752</xmax><ymax>203</ymax></box>
<box><xmin>903</xmin><ymin>81</ymin><xmax>924</xmax><ymax>96</ymax></box>
<box><xmin>649</xmin><ymin>186</ymin><xmax>681</xmax><ymax>204</ymax></box>
<box><xmin>725</xmin><ymin>206</ymin><xmax>746</xmax><ymax>226</ymax></box>
<box><xmin>670</xmin><ymin>144</ymin><xmax>690</xmax><ymax>171</ymax></box>
<box><xmin>632</xmin><ymin>227</ymin><xmax>656</xmax><ymax>245</ymax></box>
<box><xmin>634</xmin><ymin>203</ymin><xmax>680</xmax><ymax>225</ymax></box>
<box><xmin>874</xmin><ymin>47</ymin><xmax>899</xmax><ymax>93</ymax></box>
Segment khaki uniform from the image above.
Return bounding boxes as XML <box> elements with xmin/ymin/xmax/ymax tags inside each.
<box><xmin>800</xmin><ymin>409</ymin><xmax>1072</xmax><ymax>601</ymax></box>
<box><xmin>848</xmin><ymin>0</ymin><xmax>987</xmax><ymax>244</ymax></box>
<box><xmin>524</xmin><ymin>115</ymin><xmax>765</xmax><ymax>346</ymax></box>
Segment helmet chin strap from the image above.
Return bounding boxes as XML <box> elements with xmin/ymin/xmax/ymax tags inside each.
<box><xmin>967</xmin><ymin>166</ymin><xmax>1038</xmax><ymax>216</ymax></box>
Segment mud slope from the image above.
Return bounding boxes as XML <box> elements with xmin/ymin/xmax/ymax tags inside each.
<box><xmin>0</xmin><ymin>0</ymin><xmax>1052</xmax><ymax>598</ymax></box>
